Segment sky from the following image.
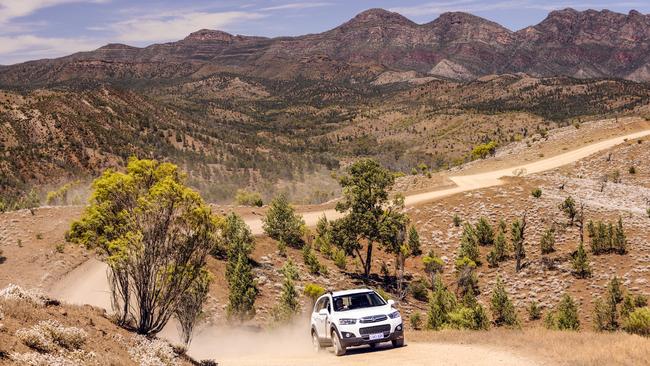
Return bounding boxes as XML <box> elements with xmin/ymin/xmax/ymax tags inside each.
<box><xmin>0</xmin><ymin>0</ymin><xmax>649</xmax><ymax>65</ymax></box>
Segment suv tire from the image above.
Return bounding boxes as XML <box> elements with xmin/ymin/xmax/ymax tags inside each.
<box><xmin>311</xmin><ymin>331</ymin><xmax>322</xmax><ymax>352</ymax></box>
<box><xmin>332</xmin><ymin>330</ymin><xmax>346</xmax><ymax>356</ymax></box>
<box><xmin>392</xmin><ymin>339</ymin><xmax>404</xmax><ymax>348</ymax></box>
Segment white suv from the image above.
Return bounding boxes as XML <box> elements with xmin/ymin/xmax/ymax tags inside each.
<box><xmin>310</xmin><ymin>288</ymin><xmax>404</xmax><ymax>356</ymax></box>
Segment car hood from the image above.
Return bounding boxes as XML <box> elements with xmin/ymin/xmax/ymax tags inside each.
<box><xmin>335</xmin><ymin>304</ymin><xmax>394</xmax><ymax>319</ymax></box>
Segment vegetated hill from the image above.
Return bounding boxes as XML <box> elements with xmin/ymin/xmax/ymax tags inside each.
<box><xmin>1</xmin><ymin>8</ymin><xmax>650</xmax><ymax>85</ymax></box>
<box><xmin>2</xmin><ymin>73</ymin><xmax>650</xmax><ymax>205</ymax></box>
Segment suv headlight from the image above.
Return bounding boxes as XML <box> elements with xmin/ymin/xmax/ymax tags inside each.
<box><xmin>388</xmin><ymin>311</ymin><xmax>401</xmax><ymax>319</ymax></box>
<box><xmin>339</xmin><ymin>318</ymin><xmax>357</xmax><ymax>325</ymax></box>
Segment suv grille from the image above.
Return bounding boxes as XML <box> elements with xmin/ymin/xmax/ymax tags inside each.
<box><xmin>359</xmin><ymin>324</ymin><xmax>390</xmax><ymax>335</ymax></box>
<box><xmin>359</xmin><ymin>314</ymin><xmax>388</xmax><ymax>324</ymax></box>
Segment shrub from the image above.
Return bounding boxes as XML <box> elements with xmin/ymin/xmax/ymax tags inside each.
<box><xmin>629</xmin><ymin>166</ymin><xmax>636</xmax><ymax>174</ymax></box>
<box><xmin>475</xmin><ymin>217</ymin><xmax>494</xmax><ymax>246</ymax></box>
<box><xmin>262</xmin><ymin>194</ymin><xmax>305</xmax><ymax>248</ymax></box>
<box><xmin>234</xmin><ymin>189</ymin><xmax>263</xmax><ymax>207</ymax></box>
<box><xmin>423</xmin><ymin>250</ymin><xmax>444</xmax><ymax>285</ymax></box>
<box><xmin>455</xmin><ymin>257</ymin><xmax>479</xmax><ymax>299</ymax></box>
<box><xmin>410</xmin><ymin>312</ymin><xmax>423</xmax><ymax>330</ymax></box>
<box><xmin>559</xmin><ymin>196</ymin><xmax>577</xmax><ymax>225</ymax></box>
<box><xmin>490</xmin><ymin>277</ymin><xmax>519</xmax><ymax>327</ymax></box>
<box><xmin>447</xmin><ymin>305</ymin><xmax>490</xmax><ymax>330</ymax></box>
<box><xmin>271</xmin><ymin>260</ymin><xmax>300</xmax><ymax>323</ymax></box>
<box><xmin>452</xmin><ymin>214</ymin><xmax>462</xmax><ymax>227</ymax></box>
<box><xmin>407</xmin><ymin>226</ymin><xmax>422</xmax><ymax>256</ymax></box>
<box><xmin>623</xmin><ymin>307</ymin><xmax>650</xmax><ymax>337</ymax></box>
<box><xmin>458</xmin><ymin>223</ymin><xmax>480</xmax><ymax>265</ymax></box>
<box><xmin>471</xmin><ymin>141</ymin><xmax>498</xmax><ymax>160</ymax></box>
<box><xmin>547</xmin><ymin>294</ymin><xmax>580</xmax><ymax>331</ymax></box>
<box><xmin>427</xmin><ymin>278</ymin><xmax>457</xmax><ymax>330</ymax></box>
<box><xmin>409</xmin><ymin>278</ymin><xmax>429</xmax><ymax>302</ymax></box>
<box><xmin>0</xmin><ymin>284</ymin><xmax>47</xmax><ymax>306</ymax></box>
<box><xmin>528</xmin><ymin>301</ymin><xmax>542</xmax><ymax>320</ymax></box>
<box><xmin>303</xmin><ymin>283</ymin><xmax>326</xmax><ymax>305</ymax></box>
<box><xmin>588</xmin><ymin>218</ymin><xmax>627</xmax><ymax>255</ymax></box>
<box><xmin>302</xmin><ymin>244</ymin><xmax>326</xmax><ymax>276</ymax></box>
<box><xmin>55</xmin><ymin>243</ymin><xmax>65</xmax><ymax>253</ymax></box>
<box><xmin>224</xmin><ymin>214</ymin><xmax>258</xmax><ymax>322</ymax></box>
<box><xmin>531</xmin><ymin>188</ymin><xmax>542</xmax><ymax>198</ymax></box>
<box><xmin>540</xmin><ymin>226</ymin><xmax>556</xmax><ymax>254</ymax></box>
<box><xmin>593</xmin><ymin>295</ymin><xmax>618</xmax><ymax>332</ymax></box>
<box><xmin>16</xmin><ymin>320</ymin><xmax>88</xmax><ymax>352</ymax></box>
<box><xmin>332</xmin><ymin>248</ymin><xmax>347</xmax><ymax>269</ymax></box>
<box><xmin>572</xmin><ymin>242</ymin><xmax>591</xmax><ymax>278</ymax></box>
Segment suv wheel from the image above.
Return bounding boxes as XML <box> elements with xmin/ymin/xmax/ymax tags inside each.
<box><xmin>392</xmin><ymin>338</ymin><xmax>404</xmax><ymax>348</ymax></box>
<box><xmin>331</xmin><ymin>330</ymin><xmax>346</xmax><ymax>356</ymax></box>
<box><xmin>311</xmin><ymin>331</ymin><xmax>321</xmax><ymax>352</ymax></box>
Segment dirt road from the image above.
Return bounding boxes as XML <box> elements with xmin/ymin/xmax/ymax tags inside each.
<box><xmin>245</xmin><ymin>129</ymin><xmax>650</xmax><ymax>234</ymax></box>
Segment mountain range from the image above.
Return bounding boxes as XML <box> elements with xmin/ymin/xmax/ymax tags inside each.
<box><xmin>1</xmin><ymin>8</ymin><xmax>650</xmax><ymax>86</ymax></box>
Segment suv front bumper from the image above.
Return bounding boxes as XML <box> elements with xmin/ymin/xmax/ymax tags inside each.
<box><xmin>338</xmin><ymin>323</ymin><xmax>404</xmax><ymax>347</ymax></box>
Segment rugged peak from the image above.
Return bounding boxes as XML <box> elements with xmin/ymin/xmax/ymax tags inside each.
<box><xmin>343</xmin><ymin>8</ymin><xmax>415</xmax><ymax>27</ymax></box>
<box><xmin>428</xmin><ymin>11</ymin><xmax>512</xmax><ymax>32</ymax></box>
<box><xmin>96</xmin><ymin>43</ymin><xmax>138</xmax><ymax>51</ymax></box>
<box><xmin>183</xmin><ymin>29</ymin><xmax>236</xmax><ymax>42</ymax></box>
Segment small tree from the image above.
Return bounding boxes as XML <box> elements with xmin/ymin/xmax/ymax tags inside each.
<box><xmin>531</xmin><ymin>188</ymin><xmax>542</xmax><ymax>198</ymax></box>
<box><xmin>304</xmin><ymin>283</ymin><xmax>326</xmax><ymax>309</ymax></box>
<box><xmin>540</xmin><ymin>226</ymin><xmax>556</xmax><ymax>254</ymax></box>
<box><xmin>452</xmin><ymin>214</ymin><xmax>462</xmax><ymax>227</ymax></box>
<box><xmin>458</xmin><ymin>223</ymin><xmax>481</xmax><ymax>265</ymax></box>
<box><xmin>546</xmin><ymin>294</ymin><xmax>580</xmax><ymax>331</ymax></box>
<box><xmin>487</xmin><ymin>225</ymin><xmax>508</xmax><ymax>267</ymax></box>
<box><xmin>410</xmin><ymin>312</ymin><xmax>423</xmax><ymax>330</ymax></box>
<box><xmin>224</xmin><ymin>213</ymin><xmax>258</xmax><ymax>322</ymax></box>
<box><xmin>263</xmin><ymin>194</ymin><xmax>305</xmax><ymax>249</ymax></box>
<box><xmin>490</xmin><ymin>277</ymin><xmax>519</xmax><ymax>327</ymax></box>
<box><xmin>572</xmin><ymin>242</ymin><xmax>591</xmax><ymax>278</ymax></box>
<box><xmin>427</xmin><ymin>277</ymin><xmax>457</xmax><ymax>330</ymax></box>
<box><xmin>528</xmin><ymin>301</ymin><xmax>542</xmax><ymax>320</ymax></box>
<box><xmin>302</xmin><ymin>243</ymin><xmax>326</xmax><ymax>276</ymax></box>
<box><xmin>272</xmin><ymin>260</ymin><xmax>300</xmax><ymax>322</ymax></box>
<box><xmin>613</xmin><ymin>217</ymin><xmax>627</xmax><ymax>254</ymax></box>
<box><xmin>455</xmin><ymin>257</ymin><xmax>479</xmax><ymax>299</ymax></box>
<box><xmin>471</xmin><ymin>141</ymin><xmax>498</xmax><ymax>160</ymax></box>
<box><xmin>511</xmin><ymin>216</ymin><xmax>526</xmax><ymax>272</ymax></box>
<box><xmin>559</xmin><ymin>196</ymin><xmax>577</xmax><ymax>226</ymax></box>
<box><xmin>475</xmin><ymin>217</ymin><xmax>494</xmax><ymax>246</ymax></box>
<box><xmin>423</xmin><ymin>250</ymin><xmax>444</xmax><ymax>286</ymax></box>
<box><xmin>407</xmin><ymin>226</ymin><xmax>422</xmax><ymax>256</ymax></box>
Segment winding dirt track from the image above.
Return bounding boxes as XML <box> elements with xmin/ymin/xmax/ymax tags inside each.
<box><xmin>48</xmin><ymin>128</ymin><xmax>650</xmax><ymax>365</ymax></box>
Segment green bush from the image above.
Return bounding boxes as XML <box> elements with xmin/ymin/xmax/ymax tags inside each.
<box><xmin>304</xmin><ymin>283</ymin><xmax>326</xmax><ymax>304</ymax></box>
<box><xmin>540</xmin><ymin>226</ymin><xmax>556</xmax><ymax>254</ymax></box>
<box><xmin>427</xmin><ymin>278</ymin><xmax>457</xmax><ymax>330</ymax></box>
<box><xmin>572</xmin><ymin>242</ymin><xmax>591</xmax><ymax>278</ymax></box>
<box><xmin>458</xmin><ymin>223</ymin><xmax>481</xmax><ymax>265</ymax></box>
<box><xmin>490</xmin><ymin>277</ymin><xmax>519</xmax><ymax>327</ymax></box>
<box><xmin>622</xmin><ymin>307</ymin><xmax>650</xmax><ymax>337</ymax></box>
<box><xmin>531</xmin><ymin>188</ymin><xmax>542</xmax><ymax>198</ymax></box>
<box><xmin>410</xmin><ymin>312</ymin><xmax>423</xmax><ymax>330</ymax></box>
<box><xmin>332</xmin><ymin>248</ymin><xmax>347</xmax><ymax>269</ymax></box>
<box><xmin>302</xmin><ymin>244</ymin><xmax>326</xmax><ymax>276</ymax></box>
<box><xmin>528</xmin><ymin>301</ymin><xmax>542</xmax><ymax>320</ymax></box>
<box><xmin>448</xmin><ymin>304</ymin><xmax>490</xmax><ymax>331</ymax></box>
<box><xmin>409</xmin><ymin>278</ymin><xmax>429</xmax><ymax>302</ymax></box>
<box><xmin>471</xmin><ymin>141</ymin><xmax>498</xmax><ymax>160</ymax></box>
<box><xmin>235</xmin><ymin>189</ymin><xmax>263</xmax><ymax>207</ymax></box>
<box><xmin>547</xmin><ymin>294</ymin><xmax>580</xmax><ymax>331</ymax></box>
<box><xmin>272</xmin><ymin>260</ymin><xmax>300</xmax><ymax>323</ymax></box>
<box><xmin>475</xmin><ymin>217</ymin><xmax>494</xmax><ymax>246</ymax></box>
<box><xmin>262</xmin><ymin>194</ymin><xmax>305</xmax><ymax>249</ymax></box>
<box><xmin>629</xmin><ymin>166</ymin><xmax>636</xmax><ymax>174</ymax></box>
<box><xmin>452</xmin><ymin>214</ymin><xmax>462</xmax><ymax>227</ymax></box>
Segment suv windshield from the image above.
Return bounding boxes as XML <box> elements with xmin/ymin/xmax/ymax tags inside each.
<box><xmin>333</xmin><ymin>292</ymin><xmax>385</xmax><ymax>312</ymax></box>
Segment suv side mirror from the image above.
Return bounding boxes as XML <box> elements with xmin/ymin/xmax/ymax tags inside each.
<box><xmin>387</xmin><ymin>299</ymin><xmax>395</xmax><ymax>307</ymax></box>
<box><xmin>318</xmin><ymin>308</ymin><xmax>329</xmax><ymax>316</ymax></box>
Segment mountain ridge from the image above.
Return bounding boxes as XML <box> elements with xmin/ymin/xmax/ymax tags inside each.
<box><xmin>1</xmin><ymin>8</ymin><xmax>650</xmax><ymax>85</ymax></box>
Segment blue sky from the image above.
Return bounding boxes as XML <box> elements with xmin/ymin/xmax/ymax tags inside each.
<box><xmin>0</xmin><ymin>0</ymin><xmax>648</xmax><ymax>65</ymax></box>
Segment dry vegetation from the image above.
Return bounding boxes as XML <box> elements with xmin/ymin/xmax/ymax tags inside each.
<box><xmin>410</xmin><ymin>328</ymin><xmax>650</xmax><ymax>366</ymax></box>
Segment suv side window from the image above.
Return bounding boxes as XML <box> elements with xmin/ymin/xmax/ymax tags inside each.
<box><xmin>314</xmin><ymin>297</ymin><xmax>326</xmax><ymax>313</ymax></box>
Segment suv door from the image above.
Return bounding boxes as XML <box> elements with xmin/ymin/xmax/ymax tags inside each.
<box><xmin>312</xmin><ymin>297</ymin><xmax>327</xmax><ymax>338</ymax></box>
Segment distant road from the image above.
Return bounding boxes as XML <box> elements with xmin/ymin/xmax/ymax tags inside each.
<box><xmin>244</xmin><ymin>129</ymin><xmax>650</xmax><ymax>235</ymax></box>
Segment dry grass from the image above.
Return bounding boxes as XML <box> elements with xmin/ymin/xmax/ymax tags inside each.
<box><xmin>409</xmin><ymin>328</ymin><xmax>650</xmax><ymax>366</ymax></box>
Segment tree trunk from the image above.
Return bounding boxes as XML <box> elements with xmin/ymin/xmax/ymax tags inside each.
<box><xmin>364</xmin><ymin>242</ymin><xmax>373</xmax><ymax>279</ymax></box>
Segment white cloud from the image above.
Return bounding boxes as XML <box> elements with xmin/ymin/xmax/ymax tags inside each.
<box><xmin>0</xmin><ymin>0</ymin><xmax>108</xmax><ymax>24</ymax></box>
<box><xmin>111</xmin><ymin>11</ymin><xmax>265</xmax><ymax>43</ymax></box>
<box><xmin>0</xmin><ymin>35</ymin><xmax>101</xmax><ymax>64</ymax></box>
<box><xmin>261</xmin><ymin>2</ymin><xmax>333</xmax><ymax>11</ymax></box>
